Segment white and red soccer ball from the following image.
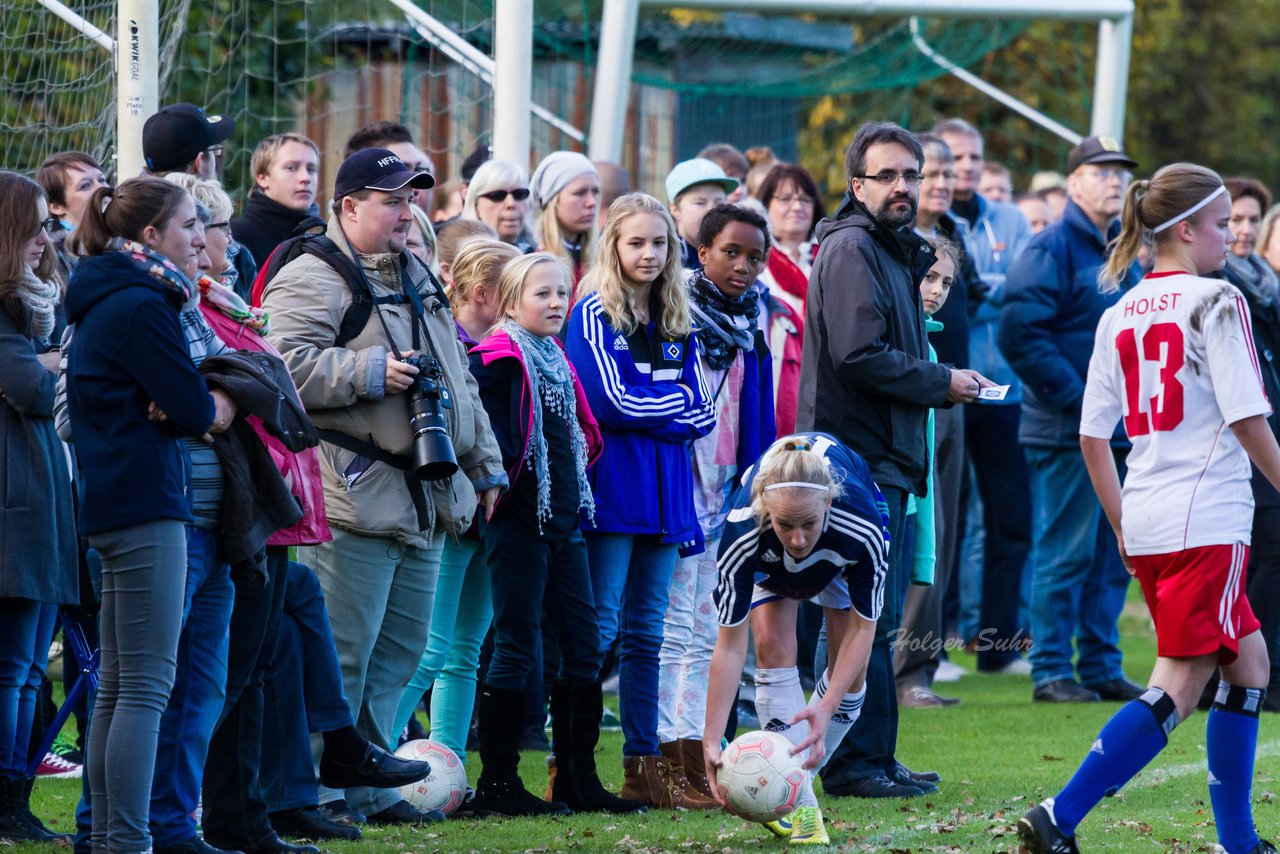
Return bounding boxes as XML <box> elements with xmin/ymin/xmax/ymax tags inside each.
<box><xmin>394</xmin><ymin>738</ymin><xmax>469</xmax><ymax>816</ymax></box>
<box><xmin>717</xmin><ymin>730</ymin><xmax>807</xmax><ymax>822</ymax></box>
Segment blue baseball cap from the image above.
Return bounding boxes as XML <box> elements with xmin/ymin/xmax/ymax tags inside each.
<box><xmin>664</xmin><ymin>158</ymin><xmax>739</xmax><ymax>204</ymax></box>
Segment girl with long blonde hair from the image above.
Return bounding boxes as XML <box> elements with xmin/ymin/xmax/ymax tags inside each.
<box><xmin>564</xmin><ymin>192</ymin><xmax>714</xmax><ymax>809</ymax></box>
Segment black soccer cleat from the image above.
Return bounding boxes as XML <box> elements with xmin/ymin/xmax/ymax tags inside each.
<box><xmin>1017</xmin><ymin>802</ymin><xmax>1080</xmax><ymax>854</ymax></box>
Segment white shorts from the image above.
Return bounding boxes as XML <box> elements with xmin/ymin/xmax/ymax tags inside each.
<box><xmin>749</xmin><ymin>574</ymin><xmax>851</xmax><ymax>614</ymax></box>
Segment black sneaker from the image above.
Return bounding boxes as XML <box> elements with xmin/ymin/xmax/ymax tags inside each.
<box><xmin>270</xmin><ymin>806</ymin><xmax>362</xmax><ymax>842</ymax></box>
<box><xmin>155</xmin><ymin>835</ymin><xmax>243</xmax><ymax>854</ymax></box>
<box><xmin>823</xmin><ymin>773</ymin><xmax>929</xmax><ymax>799</ymax></box>
<box><xmin>1017</xmin><ymin>802</ymin><xmax>1080</xmax><ymax>854</ymax></box>
<box><xmin>365</xmin><ymin>799</ymin><xmax>446</xmax><ymax>825</ymax></box>
<box><xmin>315</xmin><ymin>799</ymin><xmax>365</xmax><ymax>825</ymax></box>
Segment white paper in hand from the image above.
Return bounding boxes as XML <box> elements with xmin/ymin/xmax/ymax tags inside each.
<box><xmin>978</xmin><ymin>385</ymin><xmax>1010</xmax><ymax>402</ymax></box>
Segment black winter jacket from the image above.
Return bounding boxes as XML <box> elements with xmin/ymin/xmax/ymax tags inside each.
<box><xmin>199</xmin><ymin>350</ymin><xmax>317</xmax><ymax>573</ymax></box>
<box><xmin>796</xmin><ymin>193</ymin><xmax>953</xmax><ymax>496</ymax></box>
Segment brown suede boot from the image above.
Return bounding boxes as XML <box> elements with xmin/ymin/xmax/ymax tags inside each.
<box><xmin>621</xmin><ymin>755</ymin><xmax>682</xmax><ymax>809</ymax></box>
<box><xmin>543</xmin><ymin>754</ymin><xmax>557</xmax><ymax>801</ymax></box>
<box><xmin>660</xmin><ymin>742</ymin><xmax>718</xmax><ymax>809</ymax></box>
<box><xmin>679</xmin><ymin>739</ymin><xmax>715</xmax><ymax>799</ymax></box>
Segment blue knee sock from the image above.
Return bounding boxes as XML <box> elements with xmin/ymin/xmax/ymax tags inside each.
<box><xmin>1207</xmin><ymin>682</ymin><xmax>1265</xmax><ymax>854</ymax></box>
<box><xmin>1051</xmin><ymin>687</ymin><xmax>1178</xmax><ymax>836</ymax></box>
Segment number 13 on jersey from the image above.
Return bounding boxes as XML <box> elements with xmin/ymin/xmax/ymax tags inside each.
<box><xmin>1116</xmin><ymin>322</ymin><xmax>1185</xmax><ymax>437</ymax></box>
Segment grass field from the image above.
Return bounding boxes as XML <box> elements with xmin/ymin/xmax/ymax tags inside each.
<box><xmin>18</xmin><ymin>597</ymin><xmax>1279</xmax><ymax>852</ymax></box>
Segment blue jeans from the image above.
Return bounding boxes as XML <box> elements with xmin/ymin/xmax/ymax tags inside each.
<box><xmin>819</xmin><ymin>487</ymin><xmax>911</xmax><ymax>786</ymax></box>
<box><xmin>1025</xmin><ymin>446</ymin><xmax>1131</xmax><ymax>689</ymax></box>
<box><xmin>393</xmin><ymin>536</ymin><xmax>492</xmax><ymax>763</ymax></box>
<box><xmin>150</xmin><ymin>527</ymin><xmax>234</xmax><ymax>846</ymax></box>
<box><xmin>0</xmin><ymin>599</ymin><xmax>57</xmax><ymax>777</ymax></box>
<box><xmin>586</xmin><ymin>532</ymin><xmax>678</xmax><ymax>757</ymax></box>
<box><xmin>262</xmin><ymin>561</ymin><xmax>354</xmax><ymax>813</ymax></box>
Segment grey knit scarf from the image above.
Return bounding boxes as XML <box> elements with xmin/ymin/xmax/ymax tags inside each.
<box><xmin>16</xmin><ymin>268</ymin><xmax>58</xmax><ymax>341</ymax></box>
<box><xmin>501</xmin><ymin>320</ymin><xmax>595</xmax><ymax>532</ymax></box>
<box><xmin>1226</xmin><ymin>252</ymin><xmax>1280</xmax><ymax>309</ymax></box>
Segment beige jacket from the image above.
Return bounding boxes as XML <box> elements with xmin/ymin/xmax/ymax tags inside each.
<box><xmin>262</xmin><ymin>216</ymin><xmax>505</xmax><ymax>547</ymax></box>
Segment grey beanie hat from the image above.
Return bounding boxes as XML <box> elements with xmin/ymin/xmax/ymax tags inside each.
<box><xmin>530</xmin><ymin>151</ymin><xmax>597</xmax><ymax>210</ymax></box>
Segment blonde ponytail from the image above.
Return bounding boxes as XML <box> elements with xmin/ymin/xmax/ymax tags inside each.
<box><xmin>1098</xmin><ymin>162</ymin><xmax>1224</xmax><ymax>293</ymax></box>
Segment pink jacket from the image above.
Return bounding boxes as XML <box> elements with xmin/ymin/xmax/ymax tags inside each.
<box><xmin>471</xmin><ymin>329</ymin><xmax>603</xmax><ymax>511</ymax></box>
<box><xmin>200</xmin><ymin>305</ymin><xmax>332</xmax><ymax>546</ymax></box>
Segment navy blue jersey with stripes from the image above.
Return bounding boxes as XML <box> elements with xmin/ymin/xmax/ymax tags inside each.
<box><xmin>713</xmin><ymin>433</ymin><xmax>889</xmax><ymax>627</ymax></box>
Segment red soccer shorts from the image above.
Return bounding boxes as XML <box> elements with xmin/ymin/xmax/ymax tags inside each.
<box><xmin>1130</xmin><ymin>543</ymin><xmax>1261</xmax><ymax>664</ymax></box>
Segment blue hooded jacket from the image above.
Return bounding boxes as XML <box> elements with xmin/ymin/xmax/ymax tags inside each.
<box><xmin>998</xmin><ymin>199</ymin><xmax>1140</xmax><ymax>448</ymax></box>
<box><xmin>565</xmin><ymin>291</ymin><xmax>716</xmax><ymax>546</ymax></box>
<box><xmin>65</xmin><ymin>252</ymin><xmax>216</xmax><ymax>535</ymax></box>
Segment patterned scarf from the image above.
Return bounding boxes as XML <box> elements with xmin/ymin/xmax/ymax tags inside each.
<box><xmin>198</xmin><ymin>274</ymin><xmax>270</xmax><ymax>334</ymax></box>
<box><xmin>15</xmin><ymin>268</ymin><xmax>58</xmax><ymax>341</ymax></box>
<box><xmin>107</xmin><ymin>237</ymin><xmax>194</xmax><ymax>303</ymax></box>
<box><xmin>501</xmin><ymin>320</ymin><xmax>595</xmax><ymax>532</ymax></box>
<box><xmin>688</xmin><ymin>271</ymin><xmax>759</xmax><ymax>371</ymax></box>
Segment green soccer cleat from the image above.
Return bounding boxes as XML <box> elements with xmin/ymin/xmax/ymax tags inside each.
<box><xmin>762</xmin><ymin>813</ymin><xmax>792</xmax><ymax>838</ymax></box>
<box><xmin>789</xmin><ymin>806</ymin><xmax>829</xmax><ymax>845</ymax></box>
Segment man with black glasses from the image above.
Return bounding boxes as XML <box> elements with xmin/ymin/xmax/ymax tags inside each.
<box><xmin>796</xmin><ymin>121</ymin><xmax>990</xmax><ymax>800</ymax></box>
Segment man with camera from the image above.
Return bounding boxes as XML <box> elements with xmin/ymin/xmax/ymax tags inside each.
<box><xmin>262</xmin><ymin>148</ymin><xmax>506</xmax><ymax>824</ymax></box>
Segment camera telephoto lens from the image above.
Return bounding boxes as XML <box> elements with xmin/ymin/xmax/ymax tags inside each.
<box><xmin>408</xmin><ymin>390</ymin><xmax>458</xmax><ymax>481</ymax></box>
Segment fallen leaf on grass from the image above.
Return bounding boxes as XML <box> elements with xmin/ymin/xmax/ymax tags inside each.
<box><xmin>1041</xmin><ymin>754</ymin><xmax>1064</xmax><ymax>761</ymax></box>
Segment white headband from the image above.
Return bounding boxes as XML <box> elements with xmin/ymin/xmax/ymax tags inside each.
<box><xmin>763</xmin><ymin>482</ymin><xmax>831</xmax><ymax>492</ymax></box>
<box><xmin>1151</xmin><ymin>185</ymin><xmax>1227</xmax><ymax>234</ymax></box>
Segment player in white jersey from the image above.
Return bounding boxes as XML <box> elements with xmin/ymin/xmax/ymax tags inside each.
<box><xmin>1019</xmin><ymin>163</ymin><xmax>1280</xmax><ymax>854</ymax></box>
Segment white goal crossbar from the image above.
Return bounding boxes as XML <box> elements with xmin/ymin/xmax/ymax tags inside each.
<box><xmin>588</xmin><ymin>0</ymin><xmax>1134</xmax><ymax>162</ymax></box>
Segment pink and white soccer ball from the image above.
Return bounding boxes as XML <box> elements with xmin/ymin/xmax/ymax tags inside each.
<box><xmin>394</xmin><ymin>739</ymin><xmax>469</xmax><ymax>816</ymax></box>
<box><xmin>717</xmin><ymin>730</ymin><xmax>807</xmax><ymax>822</ymax></box>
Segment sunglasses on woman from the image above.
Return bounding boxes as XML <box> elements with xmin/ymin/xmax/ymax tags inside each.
<box><xmin>478</xmin><ymin>188</ymin><xmax>530</xmax><ymax>203</ymax></box>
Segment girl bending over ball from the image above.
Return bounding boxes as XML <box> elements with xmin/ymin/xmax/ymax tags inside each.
<box><xmin>704</xmin><ymin>433</ymin><xmax>887</xmax><ymax>845</ymax></box>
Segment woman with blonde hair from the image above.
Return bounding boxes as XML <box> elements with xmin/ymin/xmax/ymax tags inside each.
<box><xmin>530</xmin><ymin>152</ymin><xmax>599</xmax><ymax>288</ymax></box>
<box><xmin>564</xmin><ymin>193</ymin><xmax>716</xmax><ymax>809</ymax></box>
<box><xmin>1020</xmin><ymin>162</ymin><xmax>1280</xmax><ymax>854</ymax></box>
<box><xmin>461</xmin><ymin>159</ymin><xmax>535</xmax><ymax>251</ymax></box>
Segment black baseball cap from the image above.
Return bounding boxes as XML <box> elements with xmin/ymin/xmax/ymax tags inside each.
<box><xmin>333</xmin><ymin>148</ymin><xmax>435</xmax><ymax>200</ymax></box>
<box><xmin>460</xmin><ymin>142</ymin><xmax>491</xmax><ymax>182</ymax></box>
<box><xmin>1066</xmin><ymin>135</ymin><xmax>1138</xmax><ymax>174</ymax></box>
<box><xmin>142</xmin><ymin>103</ymin><xmax>235</xmax><ymax>173</ymax></box>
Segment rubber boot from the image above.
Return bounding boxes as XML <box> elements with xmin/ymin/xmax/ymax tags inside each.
<box><xmin>468</xmin><ymin>685</ymin><xmax>570</xmax><ymax>817</ymax></box>
<box><xmin>549</xmin><ymin>683</ymin><xmax>646</xmax><ymax>814</ymax></box>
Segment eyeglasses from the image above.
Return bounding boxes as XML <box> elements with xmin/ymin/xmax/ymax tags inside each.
<box><xmin>205</xmin><ymin>144</ymin><xmax>224</xmax><ymax>158</ymax></box>
<box><xmin>478</xmin><ymin>188</ymin><xmax>530</xmax><ymax>203</ymax></box>
<box><xmin>773</xmin><ymin>194</ymin><xmax>815</xmax><ymax>208</ymax></box>
<box><xmin>857</xmin><ymin>171</ymin><xmax>924</xmax><ymax>187</ymax></box>
<box><xmin>1082</xmin><ymin>165</ymin><xmax>1131</xmax><ymax>182</ymax></box>
<box><xmin>921</xmin><ymin>170</ymin><xmax>958</xmax><ymax>182</ymax></box>
<box><xmin>208</xmin><ymin>221</ymin><xmax>231</xmax><ymax>232</ymax></box>
<box><xmin>32</xmin><ymin>216</ymin><xmax>58</xmax><ymax>238</ymax></box>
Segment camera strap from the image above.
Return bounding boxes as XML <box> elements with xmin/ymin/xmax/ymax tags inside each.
<box><xmin>316</xmin><ymin>428</ymin><xmax>432</xmax><ymax>531</ymax></box>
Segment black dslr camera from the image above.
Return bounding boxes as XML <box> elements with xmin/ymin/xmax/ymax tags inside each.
<box><xmin>403</xmin><ymin>355</ymin><xmax>459</xmax><ymax>481</ymax></box>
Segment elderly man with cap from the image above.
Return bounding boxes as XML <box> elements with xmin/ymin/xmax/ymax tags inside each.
<box><xmin>142</xmin><ymin>103</ymin><xmax>235</xmax><ymax>179</ymax></box>
<box><xmin>998</xmin><ymin>136</ymin><xmax>1146</xmax><ymax>706</ymax></box>
<box><xmin>260</xmin><ymin>149</ymin><xmax>506</xmax><ymax>825</ymax></box>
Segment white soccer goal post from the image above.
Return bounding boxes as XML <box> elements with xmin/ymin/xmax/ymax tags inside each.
<box><xmin>588</xmin><ymin>0</ymin><xmax>1135</xmax><ymax>162</ymax></box>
